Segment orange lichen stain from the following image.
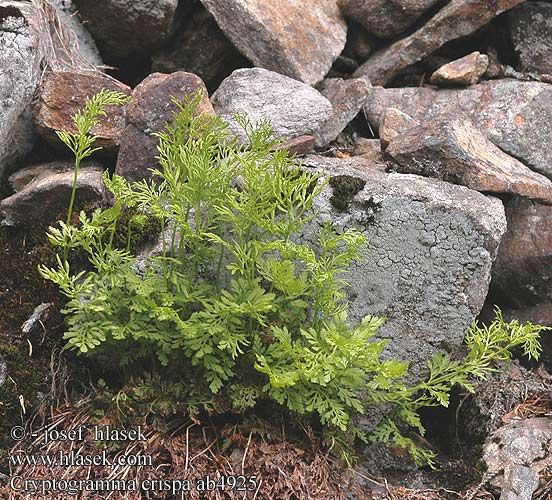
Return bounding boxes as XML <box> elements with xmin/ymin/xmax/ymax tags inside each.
<box><xmin>514</xmin><ymin>115</ymin><xmax>526</xmax><ymax>126</ymax></box>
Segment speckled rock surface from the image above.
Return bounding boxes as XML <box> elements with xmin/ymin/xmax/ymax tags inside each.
<box><xmin>483</xmin><ymin>418</ymin><xmax>552</xmax><ymax>490</ymax></box>
<box><xmin>116</xmin><ymin>72</ymin><xmax>213</xmax><ymax>183</ymax></box>
<box><xmin>364</xmin><ymin>80</ymin><xmax>552</xmax><ymax>179</ymax></box>
<box><xmin>212</xmin><ymin>68</ymin><xmax>333</xmax><ymax>144</ymax></box>
<box><xmin>200</xmin><ymin>0</ymin><xmax>347</xmax><ymax>85</ymax></box>
<box><xmin>508</xmin><ymin>2</ymin><xmax>552</xmax><ymax>75</ymax></box>
<box><xmin>0</xmin><ymin>2</ymin><xmax>41</xmax><ymax>180</ymax></box>
<box><xmin>301</xmin><ymin>156</ymin><xmax>507</xmax><ymax>383</ymax></box>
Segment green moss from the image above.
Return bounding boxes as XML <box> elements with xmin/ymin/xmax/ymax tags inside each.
<box><xmin>329</xmin><ymin>175</ymin><xmax>366</xmax><ymax>212</ymax></box>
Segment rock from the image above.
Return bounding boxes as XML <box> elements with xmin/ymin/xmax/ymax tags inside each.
<box><xmin>491</xmin><ymin>197</ymin><xmax>552</xmax><ymax>307</ymax></box>
<box><xmin>385</xmin><ymin>114</ymin><xmax>552</xmax><ymax>204</ymax></box>
<box><xmin>347</xmin><ymin>23</ymin><xmax>374</xmax><ymax>62</ymax></box>
<box><xmin>151</xmin><ymin>5</ymin><xmax>249</xmax><ymax>92</ymax></box>
<box><xmin>301</xmin><ymin>155</ymin><xmax>506</xmax><ymax>383</ymax></box>
<box><xmin>34</xmin><ymin>70</ymin><xmax>131</xmax><ymax>153</ymax></box>
<box><xmin>430</xmin><ymin>51</ymin><xmax>489</xmax><ymax>87</ymax></box>
<box><xmin>353</xmin><ymin>0</ymin><xmax>525</xmax><ymax>86</ymax></box>
<box><xmin>115</xmin><ymin>72</ymin><xmax>213</xmax><ymax>183</ymax></box>
<box><xmin>499</xmin><ymin>464</ymin><xmax>540</xmax><ymax>500</ymax></box>
<box><xmin>0</xmin><ymin>2</ymin><xmax>41</xmax><ymax>180</ymax></box>
<box><xmin>508</xmin><ymin>2</ymin><xmax>552</xmax><ymax>75</ymax></box>
<box><xmin>8</xmin><ymin>162</ymin><xmax>71</xmax><ymax>192</ymax></box>
<box><xmin>47</xmin><ymin>0</ymin><xmax>102</xmax><ymax>67</ymax></box>
<box><xmin>199</xmin><ymin>0</ymin><xmax>347</xmax><ymax>85</ymax></box>
<box><xmin>21</xmin><ymin>303</ymin><xmax>51</xmax><ymax>335</ymax></box>
<box><xmin>483</xmin><ymin>418</ymin><xmax>552</xmax><ymax>489</ymax></box>
<box><xmin>0</xmin><ymin>162</ymin><xmax>105</xmax><ymax>226</ymax></box>
<box><xmin>73</xmin><ymin>0</ymin><xmax>179</xmax><ymax>60</ymax></box>
<box><xmin>363</xmin><ymin>80</ymin><xmax>552</xmax><ymax>179</ymax></box>
<box><xmin>338</xmin><ymin>0</ymin><xmax>441</xmax><ymax>39</ymax></box>
<box><xmin>353</xmin><ymin>138</ymin><xmax>385</xmax><ymax>165</ymax></box>
<box><xmin>275</xmin><ymin>136</ymin><xmax>316</xmax><ymax>157</ymax></box>
<box><xmin>502</xmin><ymin>303</ymin><xmax>552</xmax><ymax>327</ymax></box>
<box><xmin>211</xmin><ymin>68</ymin><xmax>333</xmax><ymax>145</ymax></box>
<box><xmin>379</xmin><ymin>108</ymin><xmax>419</xmax><ymax>150</ymax></box>
<box><xmin>0</xmin><ymin>353</ymin><xmax>5</xmax><ymax>387</ymax></box>
<box><xmin>457</xmin><ymin>361</ymin><xmax>552</xmax><ymax>448</ymax></box>
<box><xmin>314</xmin><ymin>77</ymin><xmax>371</xmax><ymax>147</ymax></box>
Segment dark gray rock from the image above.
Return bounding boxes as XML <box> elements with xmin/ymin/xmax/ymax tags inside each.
<box><xmin>212</xmin><ymin>68</ymin><xmax>333</xmax><ymax>144</ymax></box>
<box><xmin>0</xmin><ymin>162</ymin><xmax>105</xmax><ymax>226</ymax></box>
<box><xmin>364</xmin><ymin>80</ymin><xmax>552</xmax><ymax>179</ymax></box>
<box><xmin>302</xmin><ymin>156</ymin><xmax>506</xmax><ymax>383</ymax></box>
<box><xmin>74</xmin><ymin>0</ymin><xmax>179</xmax><ymax>60</ymax></box>
<box><xmin>353</xmin><ymin>0</ymin><xmax>525</xmax><ymax>86</ymax></box>
<box><xmin>338</xmin><ymin>0</ymin><xmax>441</xmax><ymax>39</ymax></box>
<box><xmin>386</xmin><ymin>113</ymin><xmax>552</xmax><ymax>204</ymax></box>
<box><xmin>508</xmin><ymin>2</ymin><xmax>552</xmax><ymax>75</ymax></box>
<box><xmin>314</xmin><ymin>77</ymin><xmax>371</xmax><ymax>147</ymax></box>
<box><xmin>492</xmin><ymin>197</ymin><xmax>552</xmax><ymax>308</ymax></box>
<box><xmin>199</xmin><ymin>0</ymin><xmax>347</xmax><ymax>85</ymax></box>
<box><xmin>0</xmin><ymin>2</ymin><xmax>41</xmax><ymax>180</ymax></box>
<box><xmin>151</xmin><ymin>5</ymin><xmax>249</xmax><ymax>92</ymax></box>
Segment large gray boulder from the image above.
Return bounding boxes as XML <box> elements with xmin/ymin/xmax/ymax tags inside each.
<box><xmin>0</xmin><ymin>2</ymin><xmax>41</xmax><ymax>180</ymax></box>
<box><xmin>364</xmin><ymin>80</ymin><xmax>552</xmax><ymax>179</ymax></box>
<box><xmin>212</xmin><ymin>68</ymin><xmax>333</xmax><ymax>144</ymax></box>
<box><xmin>200</xmin><ymin>0</ymin><xmax>347</xmax><ymax>85</ymax></box>
<box><xmin>302</xmin><ymin>156</ymin><xmax>507</xmax><ymax>382</ymax></box>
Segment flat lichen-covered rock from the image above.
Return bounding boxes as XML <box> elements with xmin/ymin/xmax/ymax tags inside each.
<box><xmin>301</xmin><ymin>156</ymin><xmax>507</xmax><ymax>383</ymax></box>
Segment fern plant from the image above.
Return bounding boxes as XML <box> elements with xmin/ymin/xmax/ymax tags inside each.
<box><xmin>39</xmin><ymin>91</ymin><xmax>549</xmax><ymax>467</ymax></box>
